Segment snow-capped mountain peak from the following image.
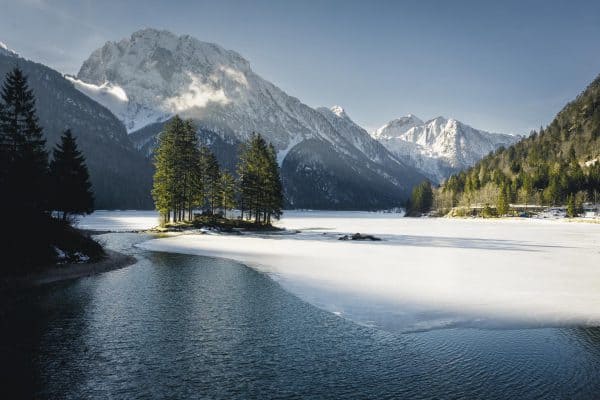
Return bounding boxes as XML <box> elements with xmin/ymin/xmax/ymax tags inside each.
<box><xmin>330</xmin><ymin>105</ymin><xmax>348</xmax><ymax>119</ymax></box>
<box><xmin>374</xmin><ymin>115</ymin><xmax>520</xmax><ymax>182</ymax></box>
<box><xmin>72</xmin><ymin>29</ymin><xmax>426</xmax><ymax>208</ymax></box>
<box><xmin>0</xmin><ymin>40</ymin><xmax>18</xmax><ymax>57</ymax></box>
<box><xmin>372</xmin><ymin>114</ymin><xmax>424</xmax><ymax>139</ymax></box>
<box><xmin>75</xmin><ymin>28</ymin><xmax>252</xmax><ymax>133</ymax></box>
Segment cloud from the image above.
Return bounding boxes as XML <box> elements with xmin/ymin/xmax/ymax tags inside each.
<box><xmin>219</xmin><ymin>66</ymin><xmax>248</xmax><ymax>87</ymax></box>
<box><xmin>165</xmin><ymin>73</ymin><xmax>229</xmax><ymax>112</ymax></box>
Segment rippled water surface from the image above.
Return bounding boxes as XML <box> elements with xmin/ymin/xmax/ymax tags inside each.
<box><xmin>2</xmin><ymin>233</ymin><xmax>600</xmax><ymax>399</ymax></box>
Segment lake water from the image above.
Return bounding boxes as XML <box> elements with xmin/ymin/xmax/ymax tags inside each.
<box><xmin>3</xmin><ymin>213</ymin><xmax>600</xmax><ymax>398</ymax></box>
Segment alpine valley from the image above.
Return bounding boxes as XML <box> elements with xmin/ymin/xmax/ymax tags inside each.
<box><xmin>1</xmin><ymin>29</ymin><xmax>519</xmax><ymax>209</ymax></box>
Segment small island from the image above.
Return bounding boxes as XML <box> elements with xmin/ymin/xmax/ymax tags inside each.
<box><xmin>149</xmin><ymin>116</ymin><xmax>284</xmax><ymax>231</ymax></box>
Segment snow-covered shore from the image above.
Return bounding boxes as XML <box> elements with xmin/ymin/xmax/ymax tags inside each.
<box><xmin>133</xmin><ymin>211</ymin><xmax>600</xmax><ymax>332</ymax></box>
<box><xmin>77</xmin><ymin>210</ymin><xmax>160</xmax><ymax>231</ymax></box>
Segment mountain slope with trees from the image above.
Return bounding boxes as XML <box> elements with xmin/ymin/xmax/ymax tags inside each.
<box><xmin>0</xmin><ymin>50</ymin><xmax>153</xmax><ymax>209</ymax></box>
<box><xmin>0</xmin><ymin>67</ymin><xmax>102</xmax><ymax>271</ymax></box>
<box><xmin>436</xmin><ymin>74</ymin><xmax>600</xmax><ymax>215</ymax></box>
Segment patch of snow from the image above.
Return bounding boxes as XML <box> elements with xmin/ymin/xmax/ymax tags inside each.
<box><xmin>330</xmin><ymin>105</ymin><xmax>347</xmax><ymax>118</ymax></box>
<box><xmin>54</xmin><ymin>246</ymin><xmax>67</xmax><ymax>260</ymax></box>
<box><xmin>65</xmin><ymin>75</ymin><xmax>170</xmax><ymax>132</ymax></box>
<box><xmin>277</xmin><ymin>136</ymin><xmax>303</xmax><ymax>165</ymax></box>
<box><xmin>0</xmin><ymin>40</ymin><xmax>18</xmax><ymax>57</ymax></box>
<box><xmin>73</xmin><ymin>252</ymin><xmax>90</xmax><ymax>263</ymax></box>
<box><xmin>76</xmin><ymin>210</ymin><xmax>160</xmax><ymax>231</ymax></box>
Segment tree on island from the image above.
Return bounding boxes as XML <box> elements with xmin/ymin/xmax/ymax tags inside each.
<box><xmin>152</xmin><ymin>124</ymin><xmax>284</xmax><ymax>226</ymax></box>
<box><xmin>50</xmin><ymin>129</ymin><xmax>94</xmax><ymax>221</ymax></box>
<box><xmin>199</xmin><ymin>144</ymin><xmax>220</xmax><ymax>214</ymax></box>
<box><xmin>237</xmin><ymin>133</ymin><xmax>283</xmax><ymax>224</ymax></box>
<box><xmin>152</xmin><ymin>116</ymin><xmax>202</xmax><ymax>224</ymax></box>
<box><xmin>219</xmin><ymin>171</ymin><xmax>236</xmax><ymax>218</ymax></box>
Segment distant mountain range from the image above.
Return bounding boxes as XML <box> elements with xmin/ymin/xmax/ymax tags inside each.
<box><xmin>0</xmin><ymin>29</ymin><xmax>522</xmax><ymax>209</ymax></box>
<box><xmin>373</xmin><ymin>115</ymin><xmax>520</xmax><ymax>183</ymax></box>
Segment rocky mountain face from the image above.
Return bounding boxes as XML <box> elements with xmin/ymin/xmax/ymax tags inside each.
<box><xmin>0</xmin><ymin>46</ymin><xmax>153</xmax><ymax>209</ymax></box>
<box><xmin>373</xmin><ymin>115</ymin><xmax>520</xmax><ymax>182</ymax></box>
<box><xmin>74</xmin><ymin>29</ymin><xmax>426</xmax><ymax>209</ymax></box>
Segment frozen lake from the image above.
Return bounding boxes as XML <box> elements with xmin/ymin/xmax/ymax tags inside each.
<box><xmin>83</xmin><ymin>210</ymin><xmax>600</xmax><ymax>332</ymax></box>
<box><xmin>6</xmin><ymin>212</ymin><xmax>600</xmax><ymax>397</ymax></box>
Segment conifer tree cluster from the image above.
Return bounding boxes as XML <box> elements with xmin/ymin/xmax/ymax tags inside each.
<box><xmin>408</xmin><ymin>180</ymin><xmax>433</xmax><ymax>216</ymax></box>
<box><xmin>152</xmin><ymin>119</ymin><xmax>283</xmax><ymax>225</ymax></box>
<box><xmin>0</xmin><ymin>67</ymin><xmax>96</xmax><ymax>270</ymax></box>
<box><xmin>237</xmin><ymin>134</ymin><xmax>283</xmax><ymax>224</ymax></box>
<box><xmin>435</xmin><ymin>74</ymin><xmax>600</xmax><ymax>216</ymax></box>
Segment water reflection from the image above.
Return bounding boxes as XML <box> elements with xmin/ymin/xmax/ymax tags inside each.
<box><xmin>1</xmin><ymin>235</ymin><xmax>600</xmax><ymax>398</ymax></box>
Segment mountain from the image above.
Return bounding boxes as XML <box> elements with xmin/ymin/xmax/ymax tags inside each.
<box><xmin>439</xmin><ymin>74</ymin><xmax>600</xmax><ymax>211</ymax></box>
<box><xmin>73</xmin><ymin>29</ymin><xmax>426</xmax><ymax>209</ymax></box>
<box><xmin>0</xmin><ymin>44</ymin><xmax>153</xmax><ymax>209</ymax></box>
<box><xmin>373</xmin><ymin>115</ymin><xmax>519</xmax><ymax>182</ymax></box>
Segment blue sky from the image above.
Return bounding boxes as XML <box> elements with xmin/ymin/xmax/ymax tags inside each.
<box><xmin>1</xmin><ymin>0</ymin><xmax>600</xmax><ymax>134</ymax></box>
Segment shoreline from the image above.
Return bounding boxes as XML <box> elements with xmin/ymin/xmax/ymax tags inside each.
<box><xmin>2</xmin><ymin>249</ymin><xmax>137</xmax><ymax>289</ymax></box>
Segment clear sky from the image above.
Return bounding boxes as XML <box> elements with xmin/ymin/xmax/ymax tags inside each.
<box><xmin>1</xmin><ymin>0</ymin><xmax>600</xmax><ymax>134</ymax></box>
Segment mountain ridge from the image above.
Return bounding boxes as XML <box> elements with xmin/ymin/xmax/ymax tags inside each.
<box><xmin>73</xmin><ymin>28</ymin><xmax>427</xmax><ymax>209</ymax></box>
<box><xmin>0</xmin><ymin>47</ymin><xmax>153</xmax><ymax>209</ymax></box>
<box><xmin>373</xmin><ymin>114</ymin><xmax>519</xmax><ymax>182</ymax></box>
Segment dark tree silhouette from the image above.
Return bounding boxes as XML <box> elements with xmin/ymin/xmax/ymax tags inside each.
<box><xmin>50</xmin><ymin>129</ymin><xmax>94</xmax><ymax>220</ymax></box>
<box><xmin>0</xmin><ymin>67</ymin><xmax>48</xmax><ymax>215</ymax></box>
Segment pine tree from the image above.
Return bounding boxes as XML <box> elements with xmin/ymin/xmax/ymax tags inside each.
<box><xmin>566</xmin><ymin>194</ymin><xmax>577</xmax><ymax>218</ymax></box>
<box><xmin>152</xmin><ymin>116</ymin><xmax>181</xmax><ymax>224</ymax></box>
<box><xmin>50</xmin><ymin>129</ymin><xmax>94</xmax><ymax>220</ymax></box>
<box><xmin>237</xmin><ymin>133</ymin><xmax>284</xmax><ymax>224</ymax></box>
<box><xmin>496</xmin><ymin>184</ymin><xmax>509</xmax><ymax>216</ymax></box>
<box><xmin>153</xmin><ymin>116</ymin><xmax>222</xmax><ymax>224</ymax></box>
<box><xmin>0</xmin><ymin>67</ymin><xmax>48</xmax><ymax>216</ymax></box>
<box><xmin>181</xmin><ymin>119</ymin><xmax>201</xmax><ymax>220</ymax></box>
<box><xmin>264</xmin><ymin>143</ymin><xmax>283</xmax><ymax>223</ymax></box>
<box><xmin>410</xmin><ymin>180</ymin><xmax>433</xmax><ymax>215</ymax></box>
<box><xmin>218</xmin><ymin>171</ymin><xmax>236</xmax><ymax>218</ymax></box>
<box><xmin>206</xmin><ymin>150</ymin><xmax>220</xmax><ymax>214</ymax></box>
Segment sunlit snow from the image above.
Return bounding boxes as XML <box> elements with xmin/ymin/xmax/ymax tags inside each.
<box><xmin>77</xmin><ymin>210</ymin><xmax>160</xmax><ymax>231</ymax></box>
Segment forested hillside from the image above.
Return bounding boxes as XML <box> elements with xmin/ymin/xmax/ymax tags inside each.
<box><xmin>436</xmin><ymin>75</ymin><xmax>600</xmax><ymax>214</ymax></box>
<box><xmin>0</xmin><ymin>52</ymin><xmax>153</xmax><ymax>209</ymax></box>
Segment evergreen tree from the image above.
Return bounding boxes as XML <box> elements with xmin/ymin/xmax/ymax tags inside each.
<box><xmin>410</xmin><ymin>180</ymin><xmax>433</xmax><ymax>215</ymax></box>
<box><xmin>152</xmin><ymin>117</ymin><xmax>178</xmax><ymax>224</ymax></box>
<box><xmin>566</xmin><ymin>194</ymin><xmax>577</xmax><ymax>218</ymax></box>
<box><xmin>435</xmin><ymin>73</ymin><xmax>600</xmax><ymax>214</ymax></box>
<box><xmin>264</xmin><ymin>143</ymin><xmax>284</xmax><ymax>223</ymax></box>
<box><xmin>50</xmin><ymin>129</ymin><xmax>94</xmax><ymax>220</ymax></box>
<box><xmin>0</xmin><ymin>67</ymin><xmax>48</xmax><ymax>215</ymax></box>
<box><xmin>218</xmin><ymin>171</ymin><xmax>236</xmax><ymax>218</ymax></box>
<box><xmin>152</xmin><ymin>116</ymin><xmax>199</xmax><ymax>223</ymax></box>
<box><xmin>205</xmin><ymin>149</ymin><xmax>220</xmax><ymax>214</ymax></box>
<box><xmin>237</xmin><ymin>133</ymin><xmax>284</xmax><ymax>224</ymax></box>
<box><xmin>181</xmin><ymin>119</ymin><xmax>201</xmax><ymax>220</ymax></box>
<box><xmin>496</xmin><ymin>184</ymin><xmax>509</xmax><ymax>216</ymax></box>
